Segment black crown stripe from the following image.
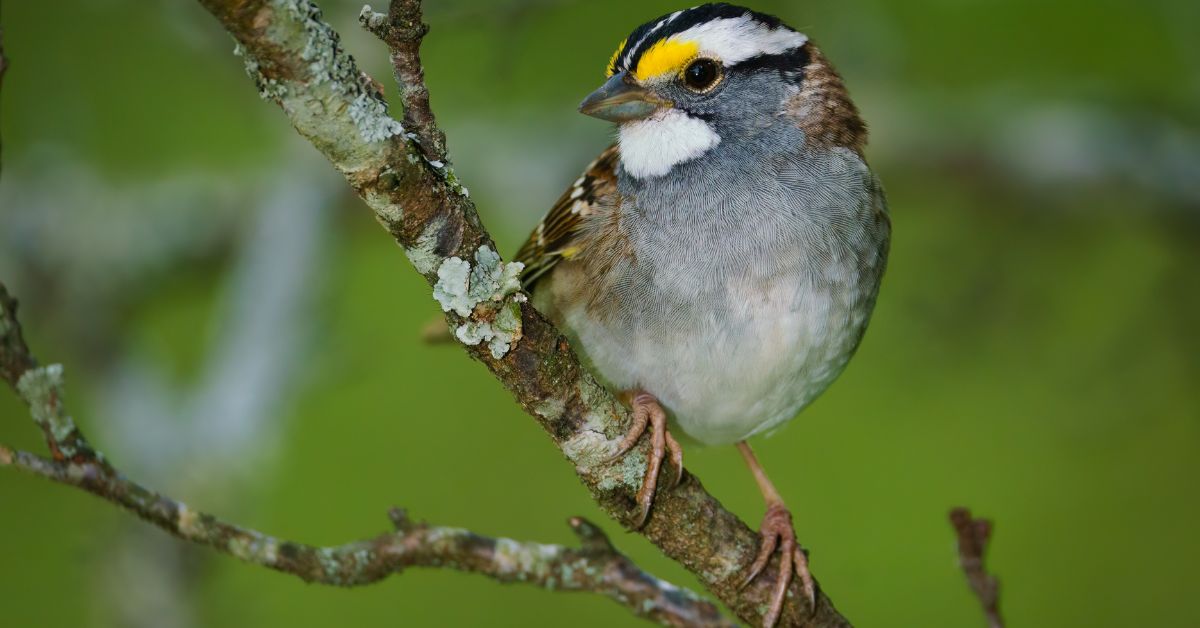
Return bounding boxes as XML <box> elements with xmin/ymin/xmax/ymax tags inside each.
<box><xmin>615</xmin><ymin>3</ymin><xmax>792</xmax><ymax>75</ymax></box>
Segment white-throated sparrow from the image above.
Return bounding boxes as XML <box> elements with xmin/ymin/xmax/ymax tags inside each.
<box><xmin>514</xmin><ymin>4</ymin><xmax>889</xmax><ymax>624</ymax></box>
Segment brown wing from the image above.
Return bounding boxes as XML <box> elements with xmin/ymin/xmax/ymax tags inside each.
<box><xmin>513</xmin><ymin>145</ymin><xmax>620</xmax><ymax>290</ymax></box>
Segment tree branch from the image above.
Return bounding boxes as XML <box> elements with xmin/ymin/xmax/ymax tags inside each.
<box><xmin>949</xmin><ymin>508</ymin><xmax>1004</xmax><ymax>628</ymax></box>
<box><xmin>0</xmin><ymin>283</ymin><xmax>732</xmax><ymax>627</ymax></box>
<box><xmin>359</xmin><ymin>3</ymin><xmax>447</xmax><ymax>163</ymax></box>
<box><xmin>189</xmin><ymin>0</ymin><xmax>850</xmax><ymax>625</ymax></box>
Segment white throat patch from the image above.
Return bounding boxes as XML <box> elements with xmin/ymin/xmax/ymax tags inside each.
<box><xmin>618</xmin><ymin>110</ymin><xmax>720</xmax><ymax>179</ymax></box>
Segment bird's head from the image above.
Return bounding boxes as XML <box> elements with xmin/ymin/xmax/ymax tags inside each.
<box><xmin>580</xmin><ymin>3</ymin><xmax>864</xmax><ymax>179</ymax></box>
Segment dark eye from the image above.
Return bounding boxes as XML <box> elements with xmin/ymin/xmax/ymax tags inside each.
<box><xmin>682</xmin><ymin>58</ymin><xmax>721</xmax><ymax>91</ymax></box>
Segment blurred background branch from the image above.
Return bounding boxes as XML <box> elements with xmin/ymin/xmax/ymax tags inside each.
<box><xmin>949</xmin><ymin>508</ymin><xmax>1003</xmax><ymax>628</ymax></box>
<box><xmin>0</xmin><ymin>282</ymin><xmax>732</xmax><ymax>627</ymax></box>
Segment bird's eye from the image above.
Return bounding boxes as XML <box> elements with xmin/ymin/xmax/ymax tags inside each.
<box><xmin>682</xmin><ymin>58</ymin><xmax>721</xmax><ymax>92</ymax></box>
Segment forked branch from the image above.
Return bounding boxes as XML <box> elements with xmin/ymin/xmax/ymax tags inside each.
<box><xmin>0</xmin><ymin>283</ymin><xmax>730</xmax><ymax>627</ymax></box>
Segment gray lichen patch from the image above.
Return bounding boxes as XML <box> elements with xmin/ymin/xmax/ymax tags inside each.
<box><xmin>431</xmin><ymin>245</ymin><xmax>526</xmax><ymax>357</ymax></box>
<box><xmin>358</xmin><ymin>5</ymin><xmax>387</xmax><ymax>33</ymax></box>
<box><xmin>469</xmin><ymin>246</ymin><xmax>524</xmax><ymax>303</ymax></box>
<box><xmin>403</xmin><ymin>215</ymin><xmax>448</xmax><ymax>275</ymax></box>
<box><xmin>432</xmin><ymin>257</ymin><xmax>473</xmax><ymax>316</ymax></box>
<box><xmin>226</xmin><ymin>534</ymin><xmax>280</xmax><ymax>565</ymax></box>
<box><xmin>492</xmin><ymin>537</ymin><xmax>563</xmax><ymax>580</ymax></box>
<box><xmin>177</xmin><ymin>504</ymin><xmax>203</xmax><ymax>537</ymax></box>
<box><xmin>16</xmin><ymin>364</ymin><xmax>77</xmax><ymax>452</ymax></box>
<box><xmin>234</xmin><ymin>43</ymin><xmax>288</xmax><ymax>101</ymax></box>
<box><xmin>455</xmin><ymin>299</ymin><xmax>523</xmax><ymax>359</ymax></box>
<box><xmin>432</xmin><ymin>245</ymin><xmax>524</xmax><ymax>317</ymax></box>
<box><xmin>280</xmin><ymin>0</ymin><xmax>404</xmax><ymax>143</ymax></box>
<box><xmin>232</xmin><ymin>0</ymin><xmax>407</xmax><ymax>175</ymax></box>
<box><xmin>348</xmin><ymin>92</ymin><xmax>405</xmax><ymax>142</ymax></box>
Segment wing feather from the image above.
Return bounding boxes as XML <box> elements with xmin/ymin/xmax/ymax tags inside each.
<box><xmin>514</xmin><ymin>145</ymin><xmax>620</xmax><ymax>290</ymax></box>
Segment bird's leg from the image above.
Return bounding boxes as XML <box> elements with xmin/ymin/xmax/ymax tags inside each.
<box><xmin>608</xmin><ymin>390</ymin><xmax>684</xmax><ymax>528</ymax></box>
<box><xmin>736</xmin><ymin>441</ymin><xmax>816</xmax><ymax>628</ymax></box>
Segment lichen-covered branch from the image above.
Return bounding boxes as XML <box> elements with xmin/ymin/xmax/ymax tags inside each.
<box><xmin>192</xmin><ymin>0</ymin><xmax>850</xmax><ymax>625</ymax></box>
<box><xmin>949</xmin><ymin>508</ymin><xmax>1004</xmax><ymax>628</ymax></box>
<box><xmin>0</xmin><ymin>283</ymin><xmax>731</xmax><ymax>628</ymax></box>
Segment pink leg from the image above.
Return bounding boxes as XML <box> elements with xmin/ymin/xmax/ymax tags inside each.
<box><xmin>736</xmin><ymin>441</ymin><xmax>816</xmax><ymax>628</ymax></box>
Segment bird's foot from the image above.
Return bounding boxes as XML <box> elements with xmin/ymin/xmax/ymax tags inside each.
<box><xmin>741</xmin><ymin>502</ymin><xmax>816</xmax><ymax>628</ymax></box>
<box><xmin>607</xmin><ymin>391</ymin><xmax>684</xmax><ymax>528</ymax></box>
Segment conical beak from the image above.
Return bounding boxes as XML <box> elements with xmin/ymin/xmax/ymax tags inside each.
<box><xmin>579</xmin><ymin>72</ymin><xmax>672</xmax><ymax>122</ymax></box>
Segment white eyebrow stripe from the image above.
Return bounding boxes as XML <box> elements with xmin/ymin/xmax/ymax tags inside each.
<box><xmin>673</xmin><ymin>15</ymin><xmax>808</xmax><ymax>66</ymax></box>
<box><xmin>623</xmin><ymin>10</ymin><xmax>683</xmax><ymax>67</ymax></box>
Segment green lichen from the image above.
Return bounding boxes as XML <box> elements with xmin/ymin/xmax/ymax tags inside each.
<box><xmin>442</xmin><ymin>166</ymin><xmax>470</xmax><ymax>197</ymax></box>
<box><xmin>595</xmin><ymin>449</ymin><xmax>648</xmax><ymax>492</ymax></box>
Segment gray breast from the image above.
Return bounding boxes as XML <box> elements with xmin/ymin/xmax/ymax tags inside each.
<box><xmin>553</xmin><ymin>130</ymin><xmax>889</xmax><ymax>444</ymax></box>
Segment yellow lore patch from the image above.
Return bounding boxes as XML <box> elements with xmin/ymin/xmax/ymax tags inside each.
<box><xmin>633</xmin><ymin>38</ymin><xmax>699</xmax><ymax>81</ymax></box>
<box><xmin>606</xmin><ymin>39</ymin><xmax>626</xmax><ymax>77</ymax></box>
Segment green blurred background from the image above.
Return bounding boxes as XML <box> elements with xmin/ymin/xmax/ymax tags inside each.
<box><xmin>2</xmin><ymin>0</ymin><xmax>1198</xmax><ymax>626</ymax></box>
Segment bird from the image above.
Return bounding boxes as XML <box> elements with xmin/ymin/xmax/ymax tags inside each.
<box><xmin>512</xmin><ymin>4</ymin><xmax>889</xmax><ymax>625</ymax></box>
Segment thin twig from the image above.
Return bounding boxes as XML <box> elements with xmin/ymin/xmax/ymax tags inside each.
<box><xmin>949</xmin><ymin>507</ymin><xmax>1004</xmax><ymax>628</ymax></box>
<box><xmin>360</xmin><ymin>2</ymin><xmax>448</xmax><ymax>163</ymax></box>
<box><xmin>0</xmin><ymin>282</ymin><xmax>731</xmax><ymax>627</ymax></box>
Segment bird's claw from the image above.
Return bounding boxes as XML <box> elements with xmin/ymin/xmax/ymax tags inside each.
<box><xmin>740</xmin><ymin>502</ymin><xmax>816</xmax><ymax>627</ymax></box>
<box><xmin>608</xmin><ymin>391</ymin><xmax>684</xmax><ymax>528</ymax></box>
